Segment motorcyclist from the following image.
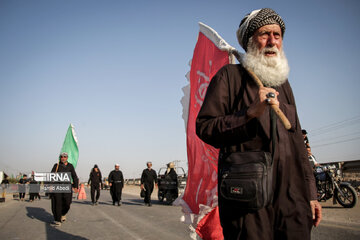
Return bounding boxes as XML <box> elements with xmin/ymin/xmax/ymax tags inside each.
<box><xmin>307</xmin><ymin>147</ymin><xmax>319</xmax><ymax>168</ymax></box>
<box><xmin>164</xmin><ymin>162</ymin><xmax>178</xmax><ymax>202</ymax></box>
<box><xmin>302</xmin><ymin>129</ymin><xmax>320</xmax><ymax>169</ymax></box>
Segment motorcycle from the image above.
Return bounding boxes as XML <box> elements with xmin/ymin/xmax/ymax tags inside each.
<box><xmin>314</xmin><ymin>163</ymin><xmax>358</xmax><ymax>208</ymax></box>
<box><xmin>157</xmin><ymin>166</ymin><xmax>187</xmax><ymax>204</ymax></box>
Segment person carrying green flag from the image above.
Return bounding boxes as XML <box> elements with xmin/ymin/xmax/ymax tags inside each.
<box><xmin>50</xmin><ymin>124</ymin><xmax>79</xmax><ymax>227</ymax></box>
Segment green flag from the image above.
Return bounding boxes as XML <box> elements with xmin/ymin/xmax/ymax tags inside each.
<box><xmin>61</xmin><ymin>124</ymin><xmax>79</xmax><ymax>168</ymax></box>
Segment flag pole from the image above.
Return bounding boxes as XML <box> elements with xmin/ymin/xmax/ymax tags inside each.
<box><xmin>230</xmin><ymin>50</ymin><xmax>291</xmax><ymax>130</ymax></box>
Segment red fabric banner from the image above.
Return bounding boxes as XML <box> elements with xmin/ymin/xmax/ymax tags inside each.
<box><xmin>196</xmin><ymin>206</ymin><xmax>223</xmax><ymax>239</ymax></box>
<box><xmin>183</xmin><ymin>31</ymin><xmax>230</xmax><ymax>239</ymax></box>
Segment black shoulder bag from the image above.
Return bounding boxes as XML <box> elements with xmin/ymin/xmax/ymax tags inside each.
<box><xmin>219</xmin><ymin>109</ymin><xmax>277</xmax><ymax>211</ymax></box>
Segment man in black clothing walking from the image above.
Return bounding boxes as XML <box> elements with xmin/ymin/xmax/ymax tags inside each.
<box><xmin>18</xmin><ymin>174</ymin><xmax>28</xmax><ymax>201</ymax></box>
<box><xmin>88</xmin><ymin>164</ymin><xmax>102</xmax><ymax>205</ymax></box>
<box><xmin>141</xmin><ymin>162</ymin><xmax>158</xmax><ymax>207</ymax></box>
<box><xmin>108</xmin><ymin>164</ymin><xmax>124</xmax><ymax>206</ymax></box>
<box><xmin>29</xmin><ymin>175</ymin><xmax>41</xmax><ymax>202</ymax></box>
<box><xmin>50</xmin><ymin>152</ymin><xmax>79</xmax><ymax>227</ymax></box>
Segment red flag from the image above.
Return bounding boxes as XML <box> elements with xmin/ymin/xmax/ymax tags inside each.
<box><xmin>177</xmin><ymin>22</ymin><xmax>237</xmax><ymax>240</ymax></box>
<box><xmin>196</xmin><ymin>207</ymin><xmax>223</xmax><ymax>239</ymax></box>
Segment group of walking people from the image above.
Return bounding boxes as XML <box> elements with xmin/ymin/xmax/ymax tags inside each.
<box><xmin>89</xmin><ymin>161</ymin><xmax>159</xmax><ymax>207</ymax></box>
<box><xmin>14</xmin><ymin>173</ymin><xmax>41</xmax><ymax>202</ymax></box>
<box><xmin>49</xmin><ymin>152</ymin><xmax>159</xmax><ymax>227</ymax></box>
<box><xmin>87</xmin><ymin>163</ymin><xmax>128</xmax><ymax>207</ymax></box>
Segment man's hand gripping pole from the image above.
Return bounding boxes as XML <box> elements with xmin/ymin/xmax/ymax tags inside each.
<box><xmin>231</xmin><ymin>50</ymin><xmax>291</xmax><ymax>130</ymax></box>
<box><xmin>246</xmin><ymin>69</ymin><xmax>291</xmax><ymax>130</ymax></box>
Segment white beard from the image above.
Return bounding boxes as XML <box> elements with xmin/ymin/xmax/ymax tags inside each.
<box><xmin>242</xmin><ymin>38</ymin><xmax>290</xmax><ymax>87</ymax></box>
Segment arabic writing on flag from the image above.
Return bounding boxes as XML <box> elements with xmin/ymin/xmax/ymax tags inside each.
<box><xmin>61</xmin><ymin>124</ymin><xmax>79</xmax><ymax>168</ymax></box>
<box><xmin>178</xmin><ymin>22</ymin><xmax>238</xmax><ymax>240</ymax></box>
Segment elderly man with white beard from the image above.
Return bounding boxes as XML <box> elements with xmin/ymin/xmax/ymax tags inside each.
<box><xmin>196</xmin><ymin>8</ymin><xmax>322</xmax><ymax>240</ymax></box>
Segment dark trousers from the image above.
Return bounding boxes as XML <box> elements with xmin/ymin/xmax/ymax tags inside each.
<box><xmin>29</xmin><ymin>193</ymin><xmax>40</xmax><ymax>201</ymax></box>
<box><xmin>90</xmin><ymin>185</ymin><xmax>100</xmax><ymax>203</ymax></box>
<box><xmin>144</xmin><ymin>184</ymin><xmax>154</xmax><ymax>204</ymax></box>
<box><xmin>19</xmin><ymin>193</ymin><xmax>26</xmax><ymax>199</ymax></box>
<box><xmin>110</xmin><ymin>183</ymin><xmax>122</xmax><ymax>203</ymax></box>
<box><xmin>51</xmin><ymin>192</ymin><xmax>72</xmax><ymax>222</ymax></box>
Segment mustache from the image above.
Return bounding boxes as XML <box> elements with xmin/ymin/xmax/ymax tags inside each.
<box><xmin>260</xmin><ymin>46</ymin><xmax>279</xmax><ymax>55</ymax></box>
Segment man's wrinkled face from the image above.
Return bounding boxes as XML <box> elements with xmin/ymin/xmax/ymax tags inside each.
<box><xmin>115</xmin><ymin>165</ymin><xmax>119</xmax><ymax>171</ymax></box>
<box><xmin>147</xmin><ymin>163</ymin><xmax>152</xmax><ymax>169</ymax></box>
<box><xmin>243</xmin><ymin>23</ymin><xmax>289</xmax><ymax>87</ymax></box>
<box><xmin>252</xmin><ymin>24</ymin><xmax>282</xmax><ymax>56</ymax></box>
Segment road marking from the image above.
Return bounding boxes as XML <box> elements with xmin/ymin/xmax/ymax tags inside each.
<box><xmin>95</xmin><ymin>208</ymin><xmax>143</xmax><ymax>240</ymax></box>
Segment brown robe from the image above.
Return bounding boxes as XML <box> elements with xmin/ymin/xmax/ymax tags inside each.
<box><xmin>196</xmin><ymin>64</ymin><xmax>317</xmax><ymax>240</ymax></box>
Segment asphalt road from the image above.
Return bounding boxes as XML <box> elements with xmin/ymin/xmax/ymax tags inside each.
<box><xmin>311</xmin><ymin>200</ymin><xmax>360</xmax><ymax>240</ymax></box>
<box><xmin>0</xmin><ymin>187</ymin><xmax>359</xmax><ymax>240</ymax></box>
<box><xmin>0</xmin><ymin>188</ymin><xmax>192</xmax><ymax>240</ymax></box>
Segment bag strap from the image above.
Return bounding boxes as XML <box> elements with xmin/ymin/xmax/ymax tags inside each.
<box><xmin>270</xmin><ymin>108</ymin><xmax>277</xmax><ymax>161</ymax></box>
<box><xmin>227</xmin><ymin>69</ymin><xmax>277</xmax><ymax>159</ymax></box>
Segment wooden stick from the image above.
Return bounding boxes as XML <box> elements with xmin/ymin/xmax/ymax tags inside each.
<box><xmin>247</xmin><ymin>69</ymin><xmax>291</xmax><ymax>130</ymax></box>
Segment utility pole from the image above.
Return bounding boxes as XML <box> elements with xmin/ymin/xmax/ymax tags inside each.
<box><xmin>173</xmin><ymin>160</ymin><xmax>182</xmax><ymax>168</ymax></box>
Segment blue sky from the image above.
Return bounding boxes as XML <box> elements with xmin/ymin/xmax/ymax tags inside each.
<box><xmin>1</xmin><ymin>0</ymin><xmax>359</xmax><ymax>181</ymax></box>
